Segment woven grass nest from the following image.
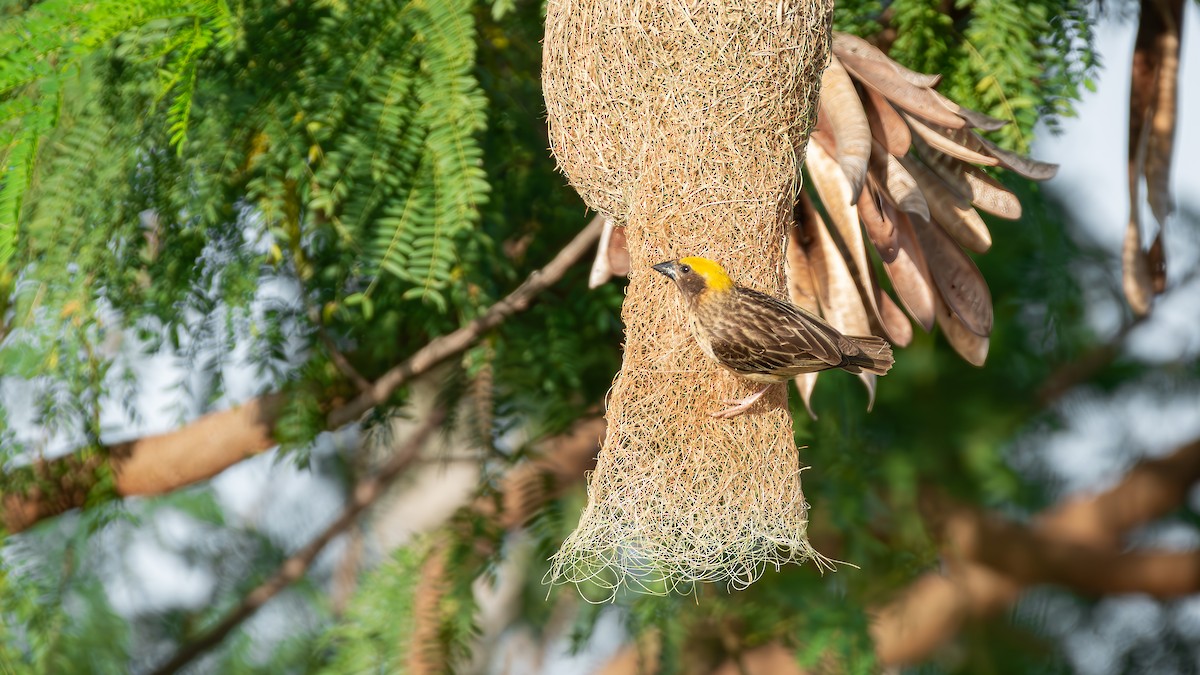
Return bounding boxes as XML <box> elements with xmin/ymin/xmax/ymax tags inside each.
<box><xmin>542</xmin><ymin>0</ymin><xmax>837</xmax><ymax>599</ymax></box>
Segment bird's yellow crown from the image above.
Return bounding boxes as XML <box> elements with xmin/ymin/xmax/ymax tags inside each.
<box><xmin>679</xmin><ymin>256</ymin><xmax>734</xmax><ymax>293</ymax></box>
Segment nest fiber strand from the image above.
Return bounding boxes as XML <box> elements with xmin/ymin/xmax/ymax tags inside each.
<box><xmin>544</xmin><ymin>0</ymin><xmax>835</xmax><ymax>598</ymax></box>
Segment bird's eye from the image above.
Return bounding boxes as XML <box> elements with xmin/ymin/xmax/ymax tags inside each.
<box><xmin>680</xmin><ymin>264</ymin><xmax>691</xmax><ymax>274</ymax></box>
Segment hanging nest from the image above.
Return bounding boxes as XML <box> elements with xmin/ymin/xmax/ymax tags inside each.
<box><xmin>543</xmin><ymin>0</ymin><xmax>836</xmax><ymax>598</ymax></box>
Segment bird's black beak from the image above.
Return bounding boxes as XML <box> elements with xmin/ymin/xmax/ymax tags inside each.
<box><xmin>652</xmin><ymin>260</ymin><xmax>678</xmax><ymax>279</ymax></box>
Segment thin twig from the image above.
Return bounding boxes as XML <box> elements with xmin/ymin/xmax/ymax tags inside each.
<box><xmin>331</xmin><ymin>523</ymin><xmax>365</xmax><ymax>616</ymax></box>
<box><xmin>315</xmin><ymin>320</ymin><xmax>373</xmax><ymax>393</ymax></box>
<box><xmin>1036</xmin><ymin>317</ymin><xmax>1144</xmax><ymax>406</ymax></box>
<box><xmin>870</xmin><ymin>434</ymin><xmax>1200</xmax><ymax>666</ymax></box>
<box><xmin>327</xmin><ymin>213</ymin><xmax>607</xmax><ymax>428</ymax></box>
<box><xmin>1037</xmin><ymin>264</ymin><xmax>1200</xmax><ymax>406</ymax></box>
<box><xmin>150</xmin><ymin>408</ymin><xmax>446</xmax><ymax>675</ymax></box>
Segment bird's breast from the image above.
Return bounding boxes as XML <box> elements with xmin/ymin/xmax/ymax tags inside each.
<box><xmin>687</xmin><ymin>313</ymin><xmax>719</xmax><ymax>361</ymax></box>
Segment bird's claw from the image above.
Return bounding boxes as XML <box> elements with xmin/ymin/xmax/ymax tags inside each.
<box><xmin>708</xmin><ymin>385</ymin><xmax>774</xmax><ymax>419</ymax></box>
<box><xmin>709</xmin><ymin>402</ymin><xmax>756</xmax><ymax>419</ymax></box>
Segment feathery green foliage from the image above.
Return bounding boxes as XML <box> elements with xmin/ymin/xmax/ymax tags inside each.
<box><xmin>0</xmin><ymin>0</ymin><xmax>236</xmax><ymax>266</ymax></box>
<box><xmin>316</xmin><ymin>543</ymin><xmax>425</xmax><ymax>673</ymax></box>
<box><xmin>1</xmin><ymin>517</ymin><xmax>133</xmax><ymax>674</ymax></box>
<box><xmin>0</xmin><ymin>0</ymin><xmax>503</xmax><ymax>458</ymax></box>
<box><xmin>888</xmin><ymin>0</ymin><xmax>1099</xmax><ymax>150</ymax></box>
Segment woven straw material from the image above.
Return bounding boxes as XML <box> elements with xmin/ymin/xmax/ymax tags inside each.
<box><xmin>544</xmin><ymin>0</ymin><xmax>835</xmax><ymax>598</ymax></box>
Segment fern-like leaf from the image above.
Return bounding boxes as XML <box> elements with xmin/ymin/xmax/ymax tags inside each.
<box><xmin>360</xmin><ymin>0</ymin><xmax>489</xmax><ymax>305</ymax></box>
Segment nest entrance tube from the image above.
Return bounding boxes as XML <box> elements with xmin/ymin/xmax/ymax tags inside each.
<box><xmin>544</xmin><ymin>0</ymin><xmax>835</xmax><ymax>599</ymax></box>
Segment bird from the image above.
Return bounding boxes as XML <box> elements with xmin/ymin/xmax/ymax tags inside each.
<box><xmin>652</xmin><ymin>256</ymin><xmax>894</xmax><ymax>418</ymax></box>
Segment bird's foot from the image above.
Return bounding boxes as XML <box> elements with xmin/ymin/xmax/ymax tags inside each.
<box><xmin>709</xmin><ymin>385</ymin><xmax>773</xmax><ymax>419</ymax></box>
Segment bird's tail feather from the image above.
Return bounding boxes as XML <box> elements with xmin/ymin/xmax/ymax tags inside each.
<box><xmin>843</xmin><ymin>335</ymin><xmax>894</xmax><ymax>375</ymax></box>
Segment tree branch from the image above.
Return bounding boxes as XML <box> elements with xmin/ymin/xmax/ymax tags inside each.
<box><xmin>1037</xmin><ymin>264</ymin><xmax>1200</xmax><ymax>407</ymax></box>
<box><xmin>149</xmin><ymin>408</ymin><xmax>446</xmax><ymax>675</ymax></box>
<box><xmin>2</xmin><ymin>394</ymin><xmax>286</xmax><ymax>533</ymax></box>
<box><xmin>1</xmin><ymin>215</ymin><xmax>606</xmax><ymax>534</ymax></box>
<box><xmin>672</xmin><ymin>438</ymin><xmax>1200</xmax><ymax>674</ymax></box>
<box><xmin>868</xmin><ymin>562</ymin><xmax>1019</xmax><ymax>669</ymax></box>
<box><xmin>1036</xmin><ymin>438</ymin><xmax>1200</xmax><ymax>545</ymax></box>
<box><xmin>315</xmin><ymin>324</ymin><xmax>373</xmax><ymax>393</ymax></box>
<box><xmin>948</xmin><ymin>508</ymin><xmax>1200</xmax><ymax>598</ymax></box>
<box><xmin>871</xmin><ymin>436</ymin><xmax>1200</xmax><ymax>666</ymax></box>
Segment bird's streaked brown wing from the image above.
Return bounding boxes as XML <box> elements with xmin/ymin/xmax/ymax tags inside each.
<box><xmin>703</xmin><ymin>287</ymin><xmax>850</xmax><ymax>377</ymax></box>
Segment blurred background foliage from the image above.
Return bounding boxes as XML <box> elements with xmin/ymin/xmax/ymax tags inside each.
<box><xmin>2</xmin><ymin>0</ymin><xmax>1196</xmax><ymax>673</ymax></box>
